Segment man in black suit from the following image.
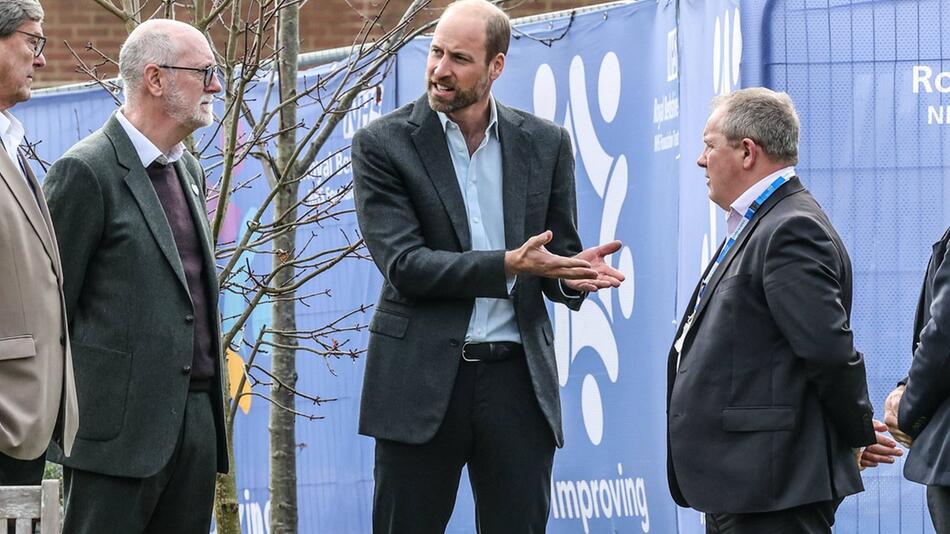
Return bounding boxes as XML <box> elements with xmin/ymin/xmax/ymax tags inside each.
<box><xmin>668</xmin><ymin>87</ymin><xmax>899</xmax><ymax>533</ymax></box>
<box><xmin>884</xmin><ymin>229</ymin><xmax>950</xmax><ymax>533</ymax></box>
<box><xmin>351</xmin><ymin>0</ymin><xmax>623</xmax><ymax>532</ymax></box>
<box><xmin>43</xmin><ymin>19</ymin><xmax>227</xmax><ymax>534</ymax></box>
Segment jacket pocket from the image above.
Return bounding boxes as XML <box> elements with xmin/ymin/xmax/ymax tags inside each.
<box><xmin>0</xmin><ymin>335</ymin><xmax>36</xmax><ymax>361</ymax></box>
<box><xmin>722</xmin><ymin>406</ymin><xmax>796</xmax><ymax>432</ymax></box>
<box><xmin>73</xmin><ymin>343</ymin><xmax>132</xmax><ymax>441</ymax></box>
<box><xmin>369</xmin><ymin>309</ymin><xmax>410</xmax><ymax>339</ymax></box>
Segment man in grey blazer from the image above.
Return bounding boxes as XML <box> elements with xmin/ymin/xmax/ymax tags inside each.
<box><xmin>669</xmin><ymin>88</ymin><xmax>898</xmax><ymax>533</ymax></box>
<box><xmin>885</xmin><ymin>228</ymin><xmax>950</xmax><ymax>533</ymax></box>
<box><xmin>352</xmin><ymin>1</ymin><xmax>624</xmax><ymax>532</ymax></box>
<box><xmin>42</xmin><ymin>19</ymin><xmax>227</xmax><ymax>534</ymax></box>
<box><xmin>0</xmin><ymin>0</ymin><xmax>78</xmax><ymax>486</ymax></box>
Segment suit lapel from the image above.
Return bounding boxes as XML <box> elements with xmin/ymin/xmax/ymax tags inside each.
<box><xmin>20</xmin><ymin>154</ymin><xmax>64</xmax><ymax>280</ymax></box>
<box><xmin>409</xmin><ymin>96</ymin><xmax>472</xmax><ymax>250</ymax></box>
<box><xmin>497</xmin><ymin>103</ymin><xmax>527</xmax><ymax>250</ymax></box>
<box><xmin>106</xmin><ymin>116</ymin><xmax>189</xmax><ymax>293</ymax></box>
<box><xmin>0</xmin><ymin>148</ymin><xmax>58</xmax><ymax>270</ymax></box>
<box><xmin>688</xmin><ymin>177</ymin><xmax>805</xmax><ymax>330</ymax></box>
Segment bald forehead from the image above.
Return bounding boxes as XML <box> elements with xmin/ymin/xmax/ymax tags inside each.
<box><xmin>433</xmin><ymin>6</ymin><xmax>488</xmax><ymax>58</ymax></box>
<box><xmin>130</xmin><ymin>19</ymin><xmax>210</xmax><ymax>54</ymax></box>
<box><xmin>442</xmin><ymin>0</ymin><xmax>501</xmax><ymax>20</ymax></box>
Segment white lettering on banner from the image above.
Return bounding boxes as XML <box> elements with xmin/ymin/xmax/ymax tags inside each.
<box><xmin>211</xmin><ymin>490</ymin><xmax>271</xmax><ymax>534</ymax></box>
<box><xmin>909</xmin><ymin>66</ymin><xmax>950</xmax><ymax>124</ymax></box>
<box><xmin>928</xmin><ymin>105</ymin><xmax>950</xmax><ymax>125</ymax></box>
<box><xmin>654</xmin><ymin>130</ymin><xmax>680</xmax><ymax>152</ymax></box>
<box><xmin>912</xmin><ymin>65</ymin><xmax>950</xmax><ymax>94</ymax></box>
<box><xmin>652</xmin><ymin>93</ymin><xmax>680</xmax><ymax>123</ymax></box>
<box><xmin>343</xmin><ymin>87</ymin><xmax>385</xmax><ymax>139</ymax></box>
<box><xmin>550</xmin><ymin>463</ymin><xmax>650</xmax><ymax>533</ymax></box>
<box><xmin>653</xmin><ymin>91</ymin><xmax>680</xmax><ymax>153</ymax></box>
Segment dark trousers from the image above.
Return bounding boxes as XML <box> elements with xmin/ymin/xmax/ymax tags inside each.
<box><xmin>373</xmin><ymin>355</ymin><xmax>555</xmax><ymax>534</ymax></box>
<box><xmin>61</xmin><ymin>391</ymin><xmax>217</xmax><ymax>534</ymax></box>
<box><xmin>706</xmin><ymin>499</ymin><xmax>836</xmax><ymax>534</ymax></box>
<box><xmin>0</xmin><ymin>452</ymin><xmax>44</xmax><ymax>485</ymax></box>
<box><xmin>929</xmin><ymin>485</ymin><xmax>950</xmax><ymax>534</ymax></box>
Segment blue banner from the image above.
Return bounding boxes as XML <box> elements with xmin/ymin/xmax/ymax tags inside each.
<box><xmin>12</xmin><ymin>0</ymin><xmax>945</xmax><ymax>532</ymax></box>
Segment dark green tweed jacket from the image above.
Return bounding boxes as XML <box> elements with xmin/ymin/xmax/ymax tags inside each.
<box><xmin>43</xmin><ymin>113</ymin><xmax>228</xmax><ymax>477</ymax></box>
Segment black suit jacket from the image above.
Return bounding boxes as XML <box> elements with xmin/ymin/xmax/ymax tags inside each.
<box><xmin>667</xmin><ymin>177</ymin><xmax>875</xmax><ymax>513</ymax></box>
<box><xmin>899</xmin><ymin>226</ymin><xmax>950</xmax><ymax>487</ymax></box>
<box><xmin>42</xmin><ymin>115</ymin><xmax>229</xmax><ymax>477</ymax></box>
<box><xmin>351</xmin><ymin>95</ymin><xmax>585</xmax><ymax>447</ymax></box>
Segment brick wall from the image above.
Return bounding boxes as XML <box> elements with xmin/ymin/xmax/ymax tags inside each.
<box><xmin>35</xmin><ymin>0</ymin><xmax>609</xmax><ymax>87</ymax></box>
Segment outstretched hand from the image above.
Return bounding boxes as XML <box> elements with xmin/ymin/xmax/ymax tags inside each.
<box><xmin>563</xmin><ymin>240</ymin><xmax>626</xmax><ymax>293</ymax></box>
<box><xmin>504</xmin><ymin>231</ymin><xmax>598</xmax><ymax>281</ymax></box>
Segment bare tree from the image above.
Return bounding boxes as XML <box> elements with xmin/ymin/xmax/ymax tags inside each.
<box><xmin>76</xmin><ymin>0</ymin><xmax>436</xmax><ymax>532</ymax></box>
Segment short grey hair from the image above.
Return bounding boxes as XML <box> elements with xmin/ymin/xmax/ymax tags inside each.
<box><xmin>118</xmin><ymin>20</ymin><xmax>177</xmax><ymax>96</ymax></box>
<box><xmin>711</xmin><ymin>87</ymin><xmax>800</xmax><ymax>165</ymax></box>
<box><xmin>0</xmin><ymin>0</ymin><xmax>43</xmax><ymax>38</ymax></box>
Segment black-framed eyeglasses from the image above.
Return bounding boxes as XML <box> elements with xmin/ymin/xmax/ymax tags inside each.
<box><xmin>158</xmin><ymin>64</ymin><xmax>220</xmax><ymax>88</ymax></box>
<box><xmin>14</xmin><ymin>30</ymin><xmax>45</xmax><ymax>58</ymax></box>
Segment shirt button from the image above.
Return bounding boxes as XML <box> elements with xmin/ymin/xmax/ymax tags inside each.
<box><xmin>472</xmin><ymin>217</ymin><xmax>480</xmax><ymax>224</ymax></box>
<box><xmin>182</xmin><ymin>365</ymin><xmax>192</xmax><ymax>375</ymax></box>
<box><xmin>185</xmin><ymin>314</ymin><xmax>195</xmax><ymax>323</ymax></box>
<box><xmin>449</xmin><ymin>338</ymin><xmax>459</xmax><ymax>347</ymax></box>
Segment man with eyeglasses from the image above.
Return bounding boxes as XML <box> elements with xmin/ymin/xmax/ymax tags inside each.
<box><xmin>42</xmin><ymin>18</ymin><xmax>226</xmax><ymax>534</ymax></box>
<box><xmin>0</xmin><ymin>0</ymin><xmax>79</xmax><ymax>488</ymax></box>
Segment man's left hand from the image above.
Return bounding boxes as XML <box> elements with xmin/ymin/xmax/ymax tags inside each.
<box><xmin>858</xmin><ymin>419</ymin><xmax>904</xmax><ymax>470</ymax></box>
<box><xmin>563</xmin><ymin>241</ymin><xmax>626</xmax><ymax>293</ymax></box>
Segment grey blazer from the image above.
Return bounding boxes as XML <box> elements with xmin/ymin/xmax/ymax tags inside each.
<box><xmin>42</xmin><ymin>114</ymin><xmax>228</xmax><ymax>477</ymax></box>
<box><xmin>667</xmin><ymin>177</ymin><xmax>876</xmax><ymax>513</ymax></box>
<box><xmin>352</xmin><ymin>95</ymin><xmax>585</xmax><ymax>447</ymax></box>
<box><xmin>900</xmin><ymin>226</ymin><xmax>950</xmax><ymax>487</ymax></box>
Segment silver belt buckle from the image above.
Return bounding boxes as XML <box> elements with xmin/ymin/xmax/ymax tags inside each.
<box><xmin>461</xmin><ymin>341</ymin><xmax>481</xmax><ymax>362</ymax></box>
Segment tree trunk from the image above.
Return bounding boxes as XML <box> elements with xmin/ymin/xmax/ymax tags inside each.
<box><xmin>269</xmin><ymin>4</ymin><xmax>300</xmax><ymax>534</ymax></box>
<box><xmin>213</xmin><ymin>2</ymin><xmax>252</xmax><ymax>532</ymax></box>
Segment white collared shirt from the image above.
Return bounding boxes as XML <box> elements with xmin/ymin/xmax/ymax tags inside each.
<box><xmin>437</xmin><ymin>96</ymin><xmax>521</xmax><ymax>343</ymax></box>
<box><xmin>0</xmin><ymin>110</ymin><xmax>27</xmax><ymax>184</ymax></box>
<box><xmin>726</xmin><ymin>166</ymin><xmax>796</xmax><ymax>234</ymax></box>
<box><xmin>116</xmin><ymin>109</ymin><xmax>184</xmax><ymax>166</ymax></box>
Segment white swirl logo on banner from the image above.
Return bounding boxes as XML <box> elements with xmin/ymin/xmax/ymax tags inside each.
<box><xmin>533</xmin><ymin>53</ymin><xmax>636</xmax><ymax>446</ymax></box>
<box><xmin>701</xmin><ymin>7</ymin><xmax>742</xmax><ymax>271</ymax></box>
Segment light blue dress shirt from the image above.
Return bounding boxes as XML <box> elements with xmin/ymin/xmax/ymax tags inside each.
<box><xmin>437</xmin><ymin>97</ymin><xmax>521</xmax><ymax>343</ymax></box>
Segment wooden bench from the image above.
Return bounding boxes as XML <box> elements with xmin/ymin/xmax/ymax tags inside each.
<box><xmin>0</xmin><ymin>480</ymin><xmax>61</xmax><ymax>534</ymax></box>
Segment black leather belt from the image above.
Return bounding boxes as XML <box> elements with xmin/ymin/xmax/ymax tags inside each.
<box><xmin>461</xmin><ymin>342</ymin><xmax>524</xmax><ymax>363</ymax></box>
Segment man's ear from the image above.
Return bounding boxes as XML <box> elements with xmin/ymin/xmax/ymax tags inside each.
<box><xmin>143</xmin><ymin>64</ymin><xmax>164</xmax><ymax>97</ymax></box>
<box><xmin>489</xmin><ymin>53</ymin><xmax>505</xmax><ymax>82</ymax></box>
<box><xmin>741</xmin><ymin>138</ymin><xmax>757</xmax><ymax>170</ymax></box>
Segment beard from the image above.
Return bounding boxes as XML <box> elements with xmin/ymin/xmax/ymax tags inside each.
<box><xmin>426</xmin><ymin>72</ymin><xmax>490</xmax><ymax>114</ymax></box>
<box><xmin>165</xmin><ymin>78</ymin><xmax>214</xmax><ymax>130</ymax></box>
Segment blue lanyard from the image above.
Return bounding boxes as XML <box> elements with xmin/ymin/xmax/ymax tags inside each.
<box><xmin>693</xmin><ymin>175</ymin><xmax>791</xmax><ymax>312</ymax></box>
